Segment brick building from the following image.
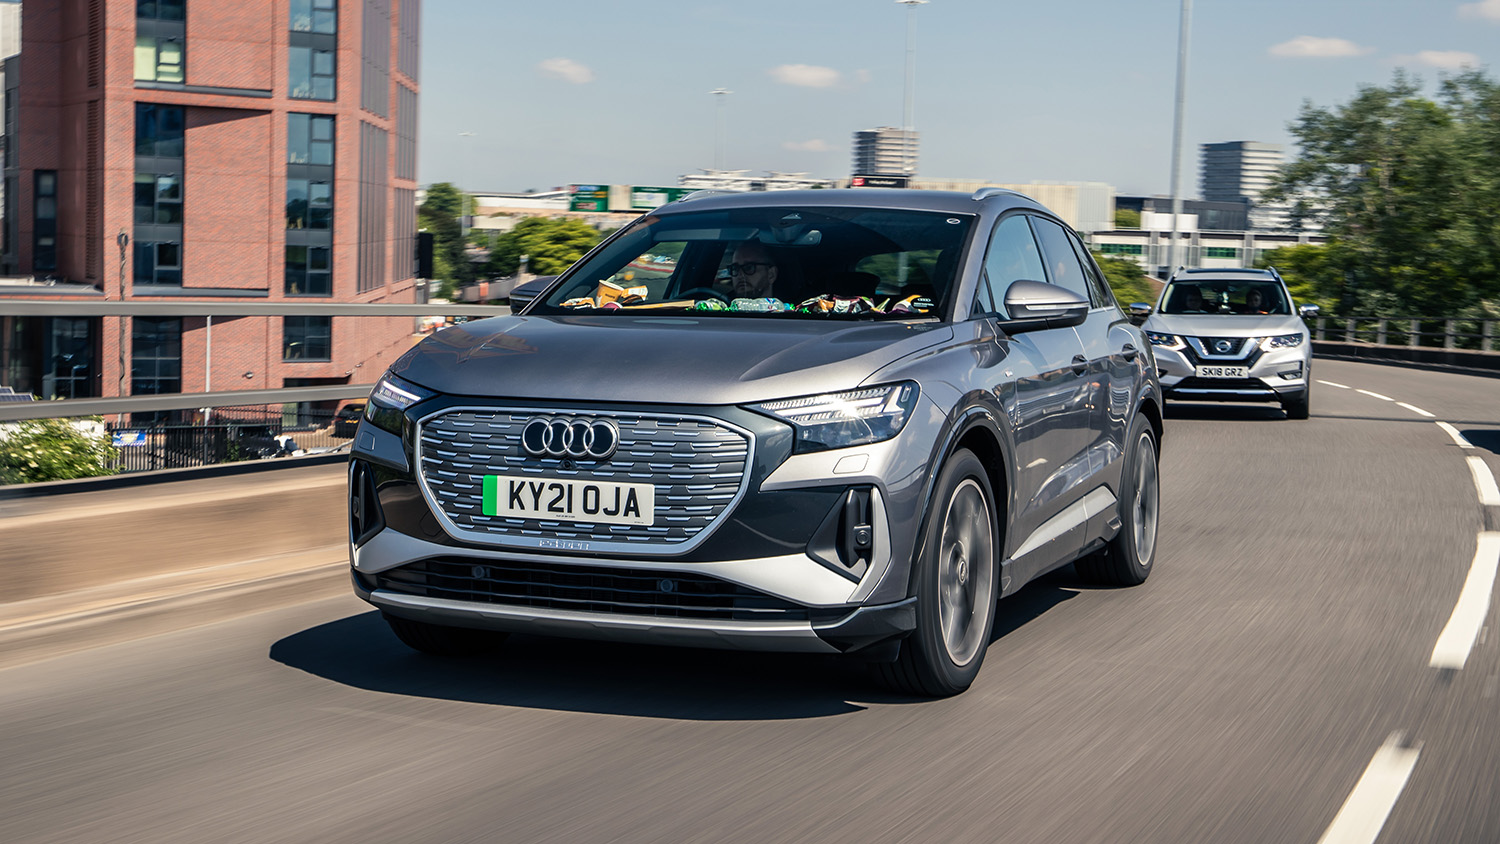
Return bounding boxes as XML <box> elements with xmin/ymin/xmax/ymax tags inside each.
<box><xmin>1</xmin><ymin>0</ymin><xmax>420</xmax><ymax>409</ymax></box>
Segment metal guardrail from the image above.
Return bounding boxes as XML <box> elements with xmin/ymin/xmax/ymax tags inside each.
<box><xmin>1311</xmin><ymin>316</ymin><xmax>1498</xmax><ymax>352</ymax></box>
<box><xmin>0</xmin><ymin>300</ymin><xmax>508</xmax><ymax>423</ymax></box>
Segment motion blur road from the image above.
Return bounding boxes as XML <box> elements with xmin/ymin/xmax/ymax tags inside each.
<box><xmin>3</xmin><ymin>358</ymin><xmax>1498</xmax><ymax>844</ymax></box>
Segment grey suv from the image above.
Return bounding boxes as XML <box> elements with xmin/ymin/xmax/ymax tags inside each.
<box><xmin>348</xmin><ymin>188</ymin><xmax>1163</xmax><ymax>696</ymax></box>
<box><xmin>1142</xmin><ymin>267</ymin><xmax>1313</xmax><ymax>418</ymax></box>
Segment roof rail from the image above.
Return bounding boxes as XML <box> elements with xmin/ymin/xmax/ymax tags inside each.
<box><xmin>675</xmin><ymin>190</ymin><xmax>738</xmax><ymax>203</ymax></box>
<box><xmin>970</xmin><ymin>187</ymin><xmax>1031</xmax><ymax>202</ymax></box>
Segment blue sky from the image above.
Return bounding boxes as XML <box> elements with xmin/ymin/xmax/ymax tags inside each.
<box><xmin>418</xmin><ymin>0</ymin><xmax>1499</xmax><ymax>197</ymax></box>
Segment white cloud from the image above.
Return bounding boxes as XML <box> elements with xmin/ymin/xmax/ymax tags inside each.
<box><xmin>1268</xmin><ymin>36</ymin><xmax>1375</xmax><ymax>58</ymax></box>
<box><xmin>1458</xmin><ymin>0</ymin><xmax>1500</xmax><ymax>21</ymax></box>
<box><xmin>783</xmin><ymin>139</ymin><xmax>833</xmax><ymax>152</ymax></box>
<box><xmin>769</xmin><ymin>64</ymin><xmax>841</xmax><ymax>88</ymax></box>
<box><xmin>537</xmin><ymin>58</ymin><xmax>594</xmax><ymax>84</ymax></box>
<box><xmin>1395</xmin><ymin>50</ymin><xmax>1481</xmax><ymax>69</ymax></box>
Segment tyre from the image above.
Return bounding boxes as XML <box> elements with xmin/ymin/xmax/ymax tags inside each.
<box><xmin>875</xmin><ymin>449</ymin><xmax>998</xmax><ymax>697</ymax></box>
<box><xmin>1281</xmin><ymin>385</ymin><xmax>1310</xmax><ymax>420</ymax></box>
<box><xmin>1075</xmin><ymin>416</ymin><xmax>1159</xmax><ymax>587</ymax></box>
<box><xmin>383</xmin><ymin>612</ymin><xmax>508</xmax><ymax>656</ymax></box>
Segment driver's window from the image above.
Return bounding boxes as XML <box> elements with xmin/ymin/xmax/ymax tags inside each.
<box><xmin>978</xmin><ymin>215</ymin><xmax>1046</xmax><ymax>318</ymax></box>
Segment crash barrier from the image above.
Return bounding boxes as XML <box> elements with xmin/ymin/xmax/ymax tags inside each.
<box><xmin>1307</xmin><ymin>315</ymin><xmax>1500</xmax><ymax>376</ymax></box>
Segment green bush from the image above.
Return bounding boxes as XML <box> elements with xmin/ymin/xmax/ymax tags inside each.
<box><xmin>0</xmin><ymin>417</ymin><xmax>119</xmax><ymax>484</ymax></box>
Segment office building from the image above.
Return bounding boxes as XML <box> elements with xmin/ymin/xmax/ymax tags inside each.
<box><xmin>1200</xmin><ymin>141</ymin><xmax>1290</xmax><ymax>230</ymax></box>
<box><xmin>1</xmin><ymin>0</ymin><xmax>421</xmax><ymax>405</ymax></box>
<box><xmin>852</xmin><ymin>127</ymin><xmax>918</xmax><ymax>177</ymax></box>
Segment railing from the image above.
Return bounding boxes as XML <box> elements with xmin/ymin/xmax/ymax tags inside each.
<box><xmin>1310</xmin><ymin>316</ymin><xmax>1498</xmax><ymax>352</ymax></box>
<box><xmin>0</xmin><ymin>300</ymin><xmax>507</xmax><ymax>478</ymax></box>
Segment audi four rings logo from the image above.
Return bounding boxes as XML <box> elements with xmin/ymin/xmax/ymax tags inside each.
<box><xmin>521</xmin><ymin>417</ymin><xmax>619</xmax><ymax>460</ymax></box>
<box><xmin>1214</xmin><ymin>340</ymin><xmax>1234</xmax><ymax>354</ymax></box>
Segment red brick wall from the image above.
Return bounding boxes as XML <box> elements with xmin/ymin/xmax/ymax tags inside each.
<box><xmin>186</xmin><ymin>2</ymin><xmax>275</xmax><ymax>92</ymax></box>
<box><xmin>182</xmin><ymin>107</ymin><xmax>275</xmax><ymax>292</ymax></box>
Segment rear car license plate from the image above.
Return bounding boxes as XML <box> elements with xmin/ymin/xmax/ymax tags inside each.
<box><xmin>1195</xmin><ymin>365</ymin><xmax>1248</xmax><ymax>379</ymax></box>
<box><xmin>482</xmin><ymin>475</ymin><xmax>655</xmax><ymax>526</ymax></box>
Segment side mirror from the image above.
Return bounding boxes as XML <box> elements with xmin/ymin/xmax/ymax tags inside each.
<box><xmin>1298</xmin><ymin>304</ymin><xmax>1320</xmax><ymax>318</ymax></box>
<box><xmin>1128</xmin><ymin>302</ymin><xmax>1152</xmax><ymax>325</ymax></box>
<box><xmin>998</xmin><ymin>279</ymin><xmax>1089</xmax><ymax>334</ymax></box>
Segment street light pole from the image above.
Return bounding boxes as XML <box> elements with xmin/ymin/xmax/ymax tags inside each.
<box><xmin>897</xmin><ymin>0</ymin><xmax>928</xmax><ymax>179</ymax></box>
<box><xmin>458</xmin><ymin>131</ymin><xmax>475</xmax><ymax>241</ymax></box>
<box><xmin>709</xmin><ymin>88</ymin><xmax>732</xmax><ymax>172</ymax></box>
<box><xmin>1167</xmin><ymin>0</ymin><xmax>1192</xmax><ymax>276</ymax></box>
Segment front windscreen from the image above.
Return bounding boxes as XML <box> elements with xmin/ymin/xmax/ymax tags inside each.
<box><xmin>1159</xmin><ymin>278</ymin><xmax>1290</xmax><ymax>315</ymax></box>
<box><xmin>529</xmin><ymin>205</ymin><xmax>975</xmax><ymax>319</ymax></box>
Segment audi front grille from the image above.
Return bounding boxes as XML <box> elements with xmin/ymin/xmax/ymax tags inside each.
<box><xmin>416</xmin><ymin>407</ymin><xmax>754</xmax><ymax>553</ymax></box>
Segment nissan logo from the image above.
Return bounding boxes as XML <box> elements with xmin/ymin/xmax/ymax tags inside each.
<box><xmin>521</xmin><ymin>417</ymin><xmax>619</xmax><ymax>460</ymax></box>
<box><xmin>1214</xmin><ymin>339</ymin><xmax>1234</xmax><ymax>354</ymax></box>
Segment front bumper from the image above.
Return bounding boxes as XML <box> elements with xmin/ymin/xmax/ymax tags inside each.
<box><xmin>1153</xmin><ymin>342</ymin><xmax>1309</xmax><ymax>403</ymax></box>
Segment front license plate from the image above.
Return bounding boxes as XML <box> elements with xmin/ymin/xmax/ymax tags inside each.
<box><xmin>482</xmin><ymin>475</ymin><xmax>655</xmax><ymax>526</ymax></box>
<box><xmin>1195</xmin><ymin>365</ymin><xmax>1248</xmax><ymax>379</ymax></box>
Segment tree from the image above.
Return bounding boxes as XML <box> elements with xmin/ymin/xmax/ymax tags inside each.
<box><xmin>1254</xmin><ymin>244</ymin><xmax>1340</xmax><ymax>313</ymax></box>
<box><xmin>419</xmin><ymin>182</ymin><xmax>472</xmax><ymax>296</ymax></box>
<box><xmin>0</xmin><ymin>418</ymin><xmax>118</xmax><ymax>484</ymax></box>
<box><xmin>483</xmin><ymin>217</ymin><xmax>604</xmax><ymax>278</ymax></box>
<box><xmin>1266</xmin><ymin>70</ymin><xmax>1500</xmax><ymax>315</ymax></box>
<box><xmin>1092</xmin><ymin>253</ymin><xmax>1157</xmax><ymax>308</ymax></box>
<box><xmin>1113</xmin><ymin>208</ymin><xmax>1141</xmax><ymax>229</ymax></box>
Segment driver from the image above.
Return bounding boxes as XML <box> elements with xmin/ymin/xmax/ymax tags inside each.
<box><xmin>728</xmin><ymin>241</ymin><xmax>779</xmax><ymax>299</ymax></box>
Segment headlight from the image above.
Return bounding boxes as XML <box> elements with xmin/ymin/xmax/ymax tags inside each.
<box><xmin>366</xmin><ymin>372</ymin><xmax>435</xmax><ymax>433</ymax></box>
<box><xmin>1260</xmin><ymin>333</ymin><xmax>1304</xmax><ymax>350</ymax></box>
<box><xmin>751</xmin><ymin>382</ymin><xmax>919</xmax><ymax>454</ymax></box>
<box><xmin>1145</xmin><ymin>331</ymin><xmax>1184</xmax><ymax>350</ymax></box>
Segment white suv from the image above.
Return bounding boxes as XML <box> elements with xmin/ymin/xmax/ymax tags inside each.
<box><xmin>1141</xmin><ymin>268</ymin><xmax>1314</xmax><ymax>419</ymax></box>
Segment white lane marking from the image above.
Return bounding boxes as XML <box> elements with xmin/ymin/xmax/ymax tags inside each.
<box><xmin>1466</xmin><ymin>457</ymin><xmax>1500</xmax><ymax>506</ymax></box>
<box><xmin>1436</xmin><ymin>422</ymin><xmax>1474</xmax><ymax>449</ymax></box>
<box><xmin>1431</xmin><ymin>532</ymin><xmax>1500</xmax><ymax>670</ymax></box>
<box><xmin>1356</xmin><ymin>389</ymin><xmax>1394</xmax><ymax>401</ymax></box>
<box><xmin>1318</xmin><ymin>379</ymin><xmax>1352</xmax><ymax>389</ymax></box>
<box><xmin>1316</xmin><ymin>732</ymin><xmax>1421</xmax><ymax>844</ymax></box>
<box><xmin>1396</xmin><ymin>402</ymin><xmax>1435</xmax><ymax>418</ymax></box>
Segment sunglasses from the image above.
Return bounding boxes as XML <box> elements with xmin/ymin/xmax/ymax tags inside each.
<box><xmin>727</xmin><ymin>262</ymin><xmax>771</xmax><ymax>276</ymax></box>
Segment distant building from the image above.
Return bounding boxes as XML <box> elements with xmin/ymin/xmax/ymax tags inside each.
<box><xmin>1200</xmin><ymin>141</ymin><xmax>1290</xmax><ymax>230</ymax></box>
<box><xmin>1</xmin><ymin>0</ymin><xmax>422</xmax><ymax>406</ymax></box>
<box><xmin>678</xmin><ymin>169</ymin><xmax>836</xmax><ymax>192</ymax></box>
<box><xmin>852</xmin><ymin>127</ymin><xmax>918</xmax><ymax>177</ymax></box>
<box><xmin>0</xmin><ymin>0</ymin><xmax>19</xmax><ymax>272</ymax></box>
<box><xmin>904</xmin><ymin>179</ymin><xmax>1116</xmax><ymax>234</ymax></box>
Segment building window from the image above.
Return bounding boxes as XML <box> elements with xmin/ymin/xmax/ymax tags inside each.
<box><xmin>285</xmin><ymin>246</ymin><xmax>332</xmax><ymax>296</ymax></box>
<box><xmin>1204</xmin><ymin>247</ymin><xmax>1240</xmax><ymax>259</ymax></box>
<box><xmin>290</xmin><ymin>47</ymin><xmax>336</xmax><ymax>100</ymax></box>
<box><xmin>134</xmin><ymin>173</ymin><xmax>182</xmax><ymax>224</ymax></box>
<box><xmin>285</xmin><ymin>179</ymin><xmax>332</xmax><ymax>230</ymax></box>
<box><xmin>1099</xmin><ymin>243</ymin><xmax>1144</xmax><ymax>256</ymax></box>
<box><xmin>137</xmin><ymin>0</ymin><xmax>186</xmax><ymax>21</ymax></box>
<box><xmin>33</xmin><ymin>170</ymin><xmax>57</xmax><ymax>272</ymax></box>
<box><xmin>134</xmin><ymin>241</ymin><xmax>182</xmax><ymax>286</ymax></box>
<box><xmin>135</xmin><ymin>104</ymin><xmax>185</xmax><ymax>157</ymax></box>
<box><xmin>291</xmin><ymin>0</ymin><xmax>338</xmax><ymax>33</ymax></box>
<box><xmin>283</xmin><ymin>316</ymin><xmax>331</xmax><ymax>360</ymax></box>
<box><xmin>287</xmin><ymin>114</ymin><xmax>335</xmax><ymax>165</ymax></box>
<box><xmin>135</xmin><ymin>37</ymin><xmax>185</xmax><ymax>83</ymax></box>
<box><xmin>132</xmin><ymin>317</ymin><xmax>182</xmax><ymax>395</ymax></box>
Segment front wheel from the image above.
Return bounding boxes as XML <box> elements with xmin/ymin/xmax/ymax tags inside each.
<box><xmin>874</xmin><ymin>449</ymin><xmax>998</xmax><ymax>697</ymax></box>
<box><xmin>1281</xmin><ymin>384</ymin><xmax>1310</xmax><ymax>420</ymax></box>
<box><xmin>1075</xmin><ymin>416</ymin><xmax>1159</xmax><ymax>587</ymax></box>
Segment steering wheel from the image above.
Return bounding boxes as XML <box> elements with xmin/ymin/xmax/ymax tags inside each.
<box><xmin>676</xmin><ymin>287</ymin><xmax>730</xmax><ymax>303</ymax></box>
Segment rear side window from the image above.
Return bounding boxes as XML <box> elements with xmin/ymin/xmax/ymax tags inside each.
<box><xmin>976</xmin><ymin>215</ymin><xmax>1047</xmax><ymax>317</ymax></box>
<box><xmin>1029</xmin><ymin>217</ymin><xmax>1094</xmax><ymax>305</ymax></box>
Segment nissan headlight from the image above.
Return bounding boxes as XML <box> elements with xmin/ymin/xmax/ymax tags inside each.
<box><xmin>1146</xmin><ymin>331</ymin><xmax>1184</xmax><ymax>350</ymax></box>
<box><xmin>752</xmin><ymin>383</ymin><xmax>919</xmax><ymax>453</ymax></box>
<box><xmin>1260</xmin><ymin>334</ymin><xmax>1304</xmax><ymax>351</ymax></box>
<box><xmin>366</xmin><ymin>372</ymin><xmax>435</xmax><ymax>433</ymax></box>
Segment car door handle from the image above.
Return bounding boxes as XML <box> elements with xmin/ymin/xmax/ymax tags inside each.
<box><xmin>1121</xmin><ymin>343</ymin><xmax>1138</xmax><ymax>361</ymax></box>
<box><xmin>1071</xmin><ymin>354</ymin><xmax>1089</xmax><ymax>375</ymax></box>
